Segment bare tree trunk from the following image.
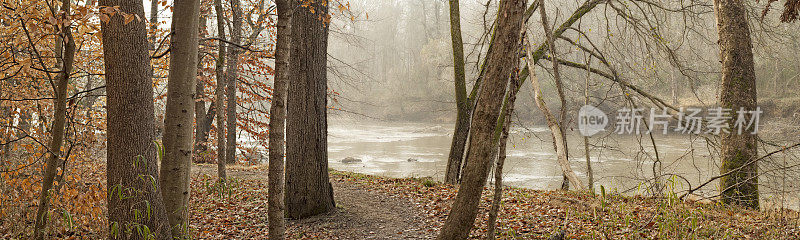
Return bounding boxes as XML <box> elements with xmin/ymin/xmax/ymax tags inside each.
<box><xmin>202</xmin><ymin>103</ymin><xmax>215</xmax><ymax>144</ymax></box>
<box><xmin>583</xmin><ymin>56</ymin><xmax>593</xmax><ymax>191</ymax></box>
<box><xmin>285</xmin><ymin>0</ymin><xmax>335</xmax><ymax>219</ymax></box>
<box><xmin>194</xmin><ymin>15</ymin><xmax>209</xmax><ymax>155</ymax></box>
<box><xmin>149</xmin><ymin>0</ymin><xmax>158</xmax><ymax>50</ymax></box>
<box><xmin>160</xmin><ymin>0</ymin><xmax>201</xmax><ymax>236</ymax></box>
<box><xmin>224</xmin><ymin>0</ymin><xmax>243</xmax><ymax>165</ymax></box>
<box><xmin>486</xmin><ymin>69</ymin><xmax>519</xmax><ymax>240</ymax></box>
<box><xmin>34</xmin><ymin>1</ymin><xmax>76</xmax><ymax>237</ymax></box>
<box><xmin>214</xmin><ymin>0</ymin><xmax>227</xmax><ymax>181</ymax></box>
<box><xmin>268</xmin><ymin>0</ymin><xmax>291</xmax><ymax>238</ymax></box>
<box><xmin>524</xmin><ymin>32</ymin><xmax>585</xmax><ymax>191</ymax></box>
<box><xmin>583</xmin><ymin>132</ymin><xmax>592</xmax><ymax>190</ymax></box>
<box><xmin>537</xmin><ymin>0</ymin><xmax>582</xmax><ymax>191</ymax></box>
<box><xmin>436</xmin><ymin>0</ymin><xmax>526</xmax><ymax>238</ymax></box>
<box><xmin>446</xmin><ymin>1</ymin><xmax>540</xmax><ymax>186</ymax></box>
<box><xmin>445</xmin><ymin>0</ymin><xmax>469</xmax><ymax>185</ymax></box>
<box><xmin>713</xmin><ymin>0</ymin><xmax>759</xmax><ymax>209</ymax></box>
<box><xmin>100</xmin><ymin>0</ymin><xmax>171</xmax><ymax>237</ymax></box>
<box><xmin>449</xmin><ymin>0</ymin><xmax>599</xmax><ymax>185</ymax></box>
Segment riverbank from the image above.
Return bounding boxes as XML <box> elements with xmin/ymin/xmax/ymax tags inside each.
<box><xmin>190</xmin><ymin>164</ymin><xmax>799</xmax><ymax>239</ymax></box>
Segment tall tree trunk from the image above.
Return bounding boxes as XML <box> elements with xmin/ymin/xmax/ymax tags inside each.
<box><xmin>436</xmin><ymin>0</ymin><xmax>526</xmax><ymax>238</ymax></box>
<box><xmin>538</xmin><ymin>0</ymin><xmax>572</xmax><ymax>191</ymax></box>
<box><xmin>539</xmin><ymin>0</ymin><xmax>583</xmax><ymax>190</ymax></box>
<box><xmin>149</xmin><ymin>0</ymin><xmax>158</xmax><ymax>50</ymax></box>
<box><xmin>713</xmin><ymin>0</ymin><xmax>759</xmax><ymax>209</ymax></box>
<box><xmin>160</xmin><ymin>0</ymin><xmax>201</xmax><ymax>236</ymax></box>
<box><xmin>486</xmin><ymin>69</ymin><xmax>520</xmax><ymax>240</ymax></box>
<box><xmin>285</xmin><ymin>0</ymin><xmax>335</xmax><ymax>219</ymax></box>
<box><xmin>202</xmin><ymin>102</ymin><xmax>215</xmax><ymax>145</ymax></box>
<box><xmin>446</xmin><ymin>0</ymin><xmax>597</xmax><ymax>184</ymax></box>
<box><xmin>224</xmin><ymin>0</ymin><xmax>243</xmax><ymax>165</ymax></box>
<box><xmin>583</xmin><ymin>56</ymin><xmax>593</xmax><ymax>191</ymax></box>
<box><xmin>213</xmin><ymin>0</ymin><xmax>227</xmax><ymax>181</ymax></box>
<box><xmin>194</xmin><ymin>15</ymin><xmax>209</xmax><ymax>154</ymax></box>
<box><xmin>524</xmin><ymin>32</ymin><xmax>585</xmax><ymax>191</ymax></box>
<box><xmin>34</xmin><ymin>1</ymin><xmax>76</xmax><ymax>237</ymax></box>
<box><xmin>445</xmin><ymin>0</ymin><xmax>469</xmax><ymax>185</ymax></box>
<box><xmin>100</xmin><ymin>0</ymin><xmax>171</xmax><ymax>237</ymax></box>
<box><xmin>268</xmin><ymin>0</ymin><xmax>292</xmax><ymax>237</ymax></box>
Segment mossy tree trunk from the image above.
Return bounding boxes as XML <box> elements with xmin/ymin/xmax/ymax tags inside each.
<box><xmin>445</xmin><ymin>0</ymin><xmax>469</xmax><ymax>185</ymax></box>
<box><xmin>436</xmin><ymin>0</ymin><xmax>527</xmax><ymax>238</ymax></box>
<box><xmin>713</xmin><ymin>0</ymin><xmax>760</xmax><ymax>209</ymax></box>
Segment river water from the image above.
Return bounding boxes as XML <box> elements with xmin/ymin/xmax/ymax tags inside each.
<box><xmin>328</xmin><ymin>120</ymin><xmax>719</xmax><ymax>193</ymax></box>
<box><xmin>326</xmin><ymin>120</ymin><xmax>800</xmax><ymax>209</ymax></box>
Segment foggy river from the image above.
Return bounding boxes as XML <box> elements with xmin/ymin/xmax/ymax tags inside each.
<box><xmin>327</xmin><ymin>120</ymin><xmax>719</xmax><ymax>195</ymax></box>
<box><xmin>323</xmin><ymin>120</ymin><xmax>800</xmax><ymax>209</ymax></box>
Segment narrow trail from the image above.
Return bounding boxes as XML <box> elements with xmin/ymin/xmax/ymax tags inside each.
<box><xmin>192</xmin><ymin>164</ymin><xmax>436</xmax><ymax>239</ymax></box>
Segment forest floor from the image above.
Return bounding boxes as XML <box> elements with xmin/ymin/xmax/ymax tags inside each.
<box><xmin>191</xmin><ymin>164</ymin><xmax>436</xmax><ymax>239</ymax></box>
<box><xmin>190</xmin><ymin>163</ymin><xmax>800</xmax><ymax>239</ymax></box>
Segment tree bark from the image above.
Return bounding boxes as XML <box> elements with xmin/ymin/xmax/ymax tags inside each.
<box><xmin>202</xmin><ymin>102</ymin><xmax>215</xmax><ymax>146</ymax></box>
<box><xmin>713</xmin><ymin>0</ymin><xmax>759</xmax><ymax>209</ymax></box>
<box><xmin>436</xmin><ymin>0</ymin><xmax>526</xmax><ymax>238</ymax></box>
<box><xmin>149</xmin><ymin>0</ymin><xmax>158</xmax><ymax>50</ymax></box>
<box><xmin>583</xmin><ymin>56</ymin><xmax>593</xmax><ymax>191</ymax></box>
<box><xmin>445</xmin><ymin>0</ymin><xmax>469</xmax><ymax>185</ymax></box>
<box><xmin>486</xmin><ymin>68</ymin><xmax>519</xmax><ymax>240</ymax></box>
<box><xmin>446</xmin><ymin>1</ymin><xmax>539</xmax><ymax>186</ymax></box>
<box><xmin>214</xmin><ymin>0</ymin><xmax>227</xmax><ymax>181</ymax></box>
<box><xmin>268</xmin><ymin>0</ymin><xmax>292</xmax><ymax>237</ymax></box>
<box><xmin>194</xmin><ymin>15</ymin><xmax>208</xmax><ymax>154</ymax></box>
<box><xmin>446</xmin><ymin>0</ymin><xmax>598</xmax><ymax>184</ymax></box>
<box><xmin>285</xmin><ymin>0</ymin><xmax>335</xmax><ymax>219</ymax></box>
<box><xmin>538</xmin><ymin>0</ymin><xmax>572</xmax><ymax>191</ymax></box>
<box><xmin>100</xmin><ymin>0</ymin><xmax>171</xmax><ymax>237</ymax></box>
<box><xmin>224</xmin><ymin>0</ymin><xmax>243</xmax><ymax>165</ymax></box>
<box><xmin>160</xmin><ymin>0</ymin><xmax>201</xmax><ymax>236</ymax></box>
<box><xmin>34</xmin><ymin>1</ymin><xmax>76</xmax><ymax>237</ymax></box>
<box><xmin>524</xmin><ymin>31</ymin><xmax>585</xmax><ymax>191</ymax></box>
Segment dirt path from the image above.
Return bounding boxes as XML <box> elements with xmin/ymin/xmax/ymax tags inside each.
<box><xmin>192</xmin><ymin>164</ymin><xmax>435</xmax><ymax>239</ymax></box>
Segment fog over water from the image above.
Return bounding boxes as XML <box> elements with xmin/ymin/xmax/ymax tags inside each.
<box><xmin>326</xmin><ymin>118</ymin><xmax>800</xmax><ymax>209</ymax></box>
<box><xmin>327</xmin><ymin>119</ymin><xmax>713</xmax><ymax>192</ymax></box>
